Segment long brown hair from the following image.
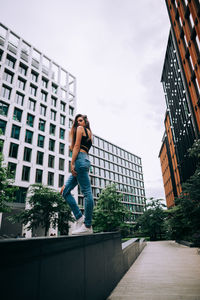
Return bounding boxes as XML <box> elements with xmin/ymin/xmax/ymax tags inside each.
<box><xmin>69</xmin><ymin>114</ymin><xmax>92</xmax><ymax>150</ymax></box>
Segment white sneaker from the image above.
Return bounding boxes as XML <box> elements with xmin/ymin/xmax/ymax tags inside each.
<box><xmin>75</xmin><ymin>215</ymin><xmax>85</xmax><ymax>230</ymax></box>
<box><xmin>72</xmin><ymin>224</ymin><xmax>93</xmax><ymax>235</ymax></box>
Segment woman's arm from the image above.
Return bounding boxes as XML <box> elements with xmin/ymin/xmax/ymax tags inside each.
<box><xmin>71</xmin><ymin>126</ymin><xmax>83</xmax><ymax>176</ymax></box>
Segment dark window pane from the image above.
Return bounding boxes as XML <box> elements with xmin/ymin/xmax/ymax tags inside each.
<box><xmin>26</xmin><ymin>113</ymin><xmax>34</xmax><ymax>127</ymax></box>
<box><xmin>22</xmin><ymin>166</ymin><xmax>30</xmax><ymax>181</ymax></box>
<box><xmin>48</xmin><ymin>172</ymin><xmax>54</xmax><ymax>186</ymax></box>
<box><xmin>37</xmin><ymin>134</ymin><xmax>45</xmax><ymax>148</ymax></box>
<box><xmin>25</xmin><ymin>130</ymin><xmax>33</xmax><ymax>144</ymax></box>
<box><xmin>49</xmin><ymin>139</ymin><xmax>55</xmax><ymax>151</ymax></box>
<box><xmin>13</xmin><ymin>107</ymin><xmax>22</xmax><ymax>122</ymax></box>
<box><xmin>58</xmin><ymin>174</ymin><xmax>64</xmax><ymax>187</ymax></box>
<box><xmin>23</xmin><ymin>147</ymin><xmax>32</xmax><ymax>162</ymax></box>
<box><xmin>59</xmin><ymin>143</ymin><xmax>65</xmax><ymax>155</ymax></box>
<box><xmin>11</xmin><ymin>125</ymin><xmax>21</xmax><ymax>139</ymax></box>
<box><xmin>35</xmin><ymin>169</ymin><xmax>43</xmax><ymax>183</ymax></box>
<box><xmin>0</xmin><ymin>120</ymin><xmax>7</xmax><ymax>135</ymax></box>
<box><xmin>36</xmin><ymin>151</ymin><xmax>44</xmax><ymax>165</ymax></box>
<box><xmin>9</xmin><ymin>142</ymin><xmax>19</xmax><ymax>158</ymax></box>
<box><xmin>7</xmin><ymin>162</ymin><xmax>17</xmax><ymax>179</ymax></box>
<box><xmin>38</xmin><ymin>119</ymin><xmax>45</xmax><ymax>131</ymax></box>
<box><xmin>0</xmin><ymin>101</ymin><xmax>9</xmax><ymax>116</ymax></box>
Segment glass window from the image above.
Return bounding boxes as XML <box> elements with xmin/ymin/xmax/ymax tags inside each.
<box><xmin>51</xmin><ymin>96</ymin><xmax>57</xmax><ymax>107</ymax></box>
<box><xmin>35</xmin><ymin>169</ymin><xmax>43</xmax><ymax>183</ymax></box>
<box><xmin>60</xmin><ymin>128</ymin><xmax>65</xmax><ymax>140</ymax></box>
<box><xmin>11</xmin><ymin>124</ymin><xmax>20</xmax><ymax>139</ymax></box>
<box><xmin>48</xmin><ymin>172</ymin><xmax>54</xmax><ymax>186</ymax></box>
<box><xmin>17</xmin><ymin>77</ymin><xmax>26</xmax><ymax>90</ymax></box>
<box><xmin>59</xmin><ymin>143</ymin><xmax>65</xmax><ymax>155</ymax></box>
<box><xmin>49</xmin><ymin>139</ymin><xmax>55</xmax><ymax>151</ymax></box>
<box><xmin>69</xmin><ymin>106</ymin><xmax>74</xmax><ymax>116</ymax></box>
<box><xmin>1</xmin><ymin>85</ymin><xmax>12</xmax><ymax>100</ymax></box>
<box><xmin>29</xmin><ymin>84</ymin><xmax>37</xmax><ymax>96</ymax></box>
<box><xmin>37</xmin><ymin>134</ymin><xmax>45</xmax><ymax>148</ymax></box>
<box><xmin>6</xmin><ymin>55</ymin><xmax>16</xmax><ymax>68</ymax></box>
<box><xmin>49</xmin><ymin>123</ymin><xmax>56</xmax><ymax>136</ymax></box>
<box><xmin>0</xmin><ymin>120</ymin><xmax>7</xmax><ymax>135</ymax></box>
<box><xmin>36</xmin><ymin>151</ymin><xmax>44</xmax><ymax>165</ymax></box>
<box><xmin>38</xmin><ymin>119</ymin><xmax>45</xmax><ymax>131</ymax></box>
<box><xmin>7</xmin><ymin>162</ymin><xmax>17</xmax><ymax>178</ymax></box>
<box><xmin>48</xmin><ymin>155</ymin><xmax>55</xmax><ymax>168</ymax></box>
<box><xmin>50</xmin><ymin>109</ymin><xmax>56</xmax><ymax>121</ymax></box>
<box><xmin>25</xmin><ymin>130</ymin><xmax>33</xmax><ymax>144</ymax></box>
<box><xmin>19</xmin><ymin>63</ymin><xmax>27</xmax><ymax>76</ymax></box>
<box><xmin>40</xmin><ymin>104</ymin><xmax>46</xmax><ymax>116</ymax></box>
<box><xmin>42</xmin><ymin>77</ymin><xmax>48</xmax><ymax>88</ymax></box>
<box><xmin>13</xmin><ymin>107</ymin><xmax>22</xmax><ymax>122</ymax></box>
<box><xmin>58</xmin><ymin>174</ymin><xmax>64</xmax><ymax>187</ymax></box>
<box><xmin>14</xmin><ymin>92</ymin><xmax>24</xmax><ymax>106</ymax></box>
<box><xmin>69</xmin><ymin>119</ymin><xmax>73</xmax><ymax>128</ymax></box>
<box><xmin>52</xmin><ymin>83</ymin><xmax>58</xmax><ymax>94</ymax></box>
<box><xmin>60</xmin><ymin>101</ymin><xmax>65</xmax><ymax>112</ymax></box>
<box><xmin>59</xmin><ymin>158</ymin><xmax>65</xmax><ymax>170</ymax></box>
<box><xmin>60</xmin><ymin>114</ymin><xmax>65</xmax><ymax>125</ymax></box>
<box><xmin>31</xmin><ymin>71</ymin><xmax>38</xmax><ymax>83</ymax></box>
<box><xmin>22</xmin><ymin>166</ymin><xmax>30</xmax><ymax>181</ymax></box>
<box><xmin>9</xmin><ymin>142</ymin><xmax>19</xmax><ymax>158</ymax></box>
<box><xmin>0</xmin><ymin>101</ymin><xmax>9</xmax><ymax>116</ymax></box>
<box><xmin>3</xmin><ymin>69</ymin><xmax>14</xmax><ymax>84</ymax></box>
<box><xmin>27</xmin><ymin>98</ymin><xmax>36</xmax><ymax>111</ymax></box>
<box><xmin>26</xmin><ymin>113</ymin><xmax>34</xmax><ymax>127</ymax></box>
<box><xmin>23</xmin><ymin>147</ymin><xmax>32</xmax><ymax>162</ymax></box>
<box><xmin>41</xmin><ymin>91</ymin><xmax>47</xmax><ymax>102</ymax></box>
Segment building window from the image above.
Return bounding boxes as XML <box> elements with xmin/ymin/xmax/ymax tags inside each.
<box><xmin>60</xmin><ymin>114</ymin><xmax>65</xmax><ymax>125</ymax></box>
<box><xmin>15</xmin><ymin>92</ymin><xmax>24</xmax><ymax>106</ymax></box>
<box><xmin>51</xmin><ymin>96</ymin><xmax>57</xmax><ymax>107</ymax></box>
<box><xmin>26</xmin><ymin>113</ymin><xmax>35</xmax><ymax>127</ymax></box>
<box><xmin>48</xmin><ymin>172</ymin><xmax>54</xmax><ymax>186</ymax></box>
<box><xmin>59</xmin><ymin>158</ymin><xmax>65</xmax><ymax>170</ymax></box>
<box><xmin>25</xmin><ymin>130</ymin><xmax>33</xmax><ymax>144</ymax></box>
<box><xmin>7</xmin><ymin>162</ymin><xmax>17</xmax><ymax>178</ymax></box>
<box><xmin>38</xmin><ymin>119</ymin><xmax>45</xmax><ymax>131</ymax></box>
<box><xmin>9</xmin><ymin>142</ymin><xmax>19</xmax><ymax>158</ymax></box>
<box><xmin>69</xmin><ymin>106</ymin><xmax>74</xmax><ymax>116</ymax></box>
<box><xmin>60</xmin><ymin>101</ymin><xmax>66</xmax><ymax>112</ymax></box>
<box><xmin>13</xmin><ymin>107</ymin><xmax>22</xmax><ymax>122</ymax></box>
<box><xmin>37</xmin><ymin>134</ymin><xmax>45</xmax><ymax>148</ymax></box>
<box><xmin>40</xmin><ymin>104</ymin><xmax>46</xmax><ymax>116</ymax></box>
<box><xmin>49</xmin><ymin>123</ymin><xmax>56</xmax><ymax>136</ymax></box>
<box><xmin>3</xmin><ymin>69</ymin><xmax>14</xmax><ymax>84</ymax></box>
<box><xmin>52</xmin><ymin>83</ymin><xmax>58</xmax><ymax>94</ymax></box>
<box><xmin>17</xmin><ymin>77</ymin><xmax>26</xmax><ymax>90</ymax></box>
<box><xmin>0</xmin><ymin>120</ymin><xmax>7</xmax><ymax>135</ymax></box>
<box><xmin>29</xmin><ymin>84</ymin><xmax>37</xmax><ymax>96</ymax></box>
<box><xmin>31</xmin><ymin>71</ymin><xmax>38</xmax><ymax>83</ymax></box>
<box><xmin>22</xmin><ymin>166</ymin><xmax>30</xmax><ymax>181</ymax></box>
<box><xmin>11</xmin><ymin>124</ymin><xmax>21</xmax><ymax>139</ymax></box>
<box><xmin>1</xmin><ymin>85</ymin><xmax>12</xmax><ymax>100</ymax></box>
<box><xmin>0</xmin><ymin>101</ymin><xmax>9</xmax><ymax>116</ymax></box>
<box><xmin>6</xmin><ymin>55</ymin><xmax>16</xmax><ymax>68</ymax></box>
<box><xmin>35</xmin><ymin>169</ymin><xmax>43</xmax><ymax>183</ymax></box>
<box><xmin>58</xmin><ymin>174</ymin><xmax>64</xmax><ymax>187</ymax></box>
<box><xmin>49</xmin><ymin>139</ymin><xmax>55</xmax><ymax>151</ymax></box>
<box><xmin>42</xmin><ymin>77</ymin><xmax>48</xmax><ymax>88</ymax></box>
<box><xmin>19</xmin><ymin>63</ymin><xmax>27</xmax><ymax>76</ymax></box>
<box><xmin>41</xmin><ymin>91</ymin><xmax>47</xmax><ymax>102</ymax></box>
<box><xmin>36</xmin><ymin>151</ymin><xmax>44</xmax><ymax>165</ymax></box>
<box><xmin>48</xmin><ymin>155</ymin><xmax>55</xmax><ymax>168</ymax></box>
<box><xmin>23</xmin><ymin>147</ymin><xmax>32</xmax><ymax>162</ymax></box>
<box><xmin>60</xmin><ymin>128</ymin><xmax>65</xmax><ymax>140</ymax></box>
<box><xmin>27</xmin><ymin>98</ymin><xmax>36</xmax><ymax>111</ymax></box>
<box><xmin>59</xmin><ymin>142</ymin><xmax>65</xmax><ymax>155</ymax></box>
<box><xmin>50</xmin><ymin>109</ymin><xmax>56</xmax><ymax>121</ymax></box>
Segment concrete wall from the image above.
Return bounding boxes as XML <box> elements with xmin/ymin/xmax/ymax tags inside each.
<box><xmin>0</xmin><ymin>233</ymin><xmax>146</xmax><ymax>300</ymax></box>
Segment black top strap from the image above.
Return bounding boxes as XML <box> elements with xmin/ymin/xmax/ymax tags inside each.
<box><xmin>84</xmin><ymin>127</ymin><xmax>89</xmax><ymax>139</ymax></box>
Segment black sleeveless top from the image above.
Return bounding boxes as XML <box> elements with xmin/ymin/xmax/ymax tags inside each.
<box><xmin>80</xmin><ymin>127</ymin><xmax>92</xmax><ymax>153</ymax></box>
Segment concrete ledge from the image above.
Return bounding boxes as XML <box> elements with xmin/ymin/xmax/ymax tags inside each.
<box><xmin>176</xmin><ymin>239</ymin><xmax>197</xmax><ymax>247</ymax></box>
<box><xmin>0</xmin><ymin>233</ymin><xmax>146</xmax><ymax>300</ymax></box>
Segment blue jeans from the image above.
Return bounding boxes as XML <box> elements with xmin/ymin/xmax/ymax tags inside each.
<box><xmin>62</xmin><ymin>152</ymin><xmax>94</xmax><ymax>227</ymax></box>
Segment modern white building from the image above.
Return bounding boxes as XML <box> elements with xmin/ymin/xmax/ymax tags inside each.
<box><xmin>0</xmin><ymin>23</ymin><xmax>146</xmax><ymax>237</ymax></box>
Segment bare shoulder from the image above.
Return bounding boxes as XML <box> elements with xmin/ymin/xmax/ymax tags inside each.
<box><xmin>77</xmin><ymin>126</ymin><xmax>84</xmax><ymax>132</ymax></box>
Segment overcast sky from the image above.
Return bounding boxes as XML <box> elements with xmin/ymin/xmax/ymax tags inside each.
<box><xmin>0</xmin><ymin>0</ymin><xmax>171</xmax><ymax>200</ymax></box>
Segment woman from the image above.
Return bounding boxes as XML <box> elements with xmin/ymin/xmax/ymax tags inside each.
<box><xmin>61</xmin><ymin>114</ymin><xmax>94</xmax><ymax>235</ymax></box>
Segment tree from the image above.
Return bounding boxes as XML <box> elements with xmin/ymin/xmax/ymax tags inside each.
<box><xmin>166</xmin><ymin>139</ymin><xmax>200</xmax><ymax>241</ymax></box>
<box><xmin>0</xmin><ymin>140</ymin><xmax>18</xmax><ymax>213</ymax></box>
<box><xmin>10</xmin><ymin>184</ymin><xmax>74</xmax><ymax>236</ymax></box>
<box><xmin>135</xmin><ymin>198</ymin><xmax>166</xmax><ymax>241</ymax></box>
<box><xmin>92</xmin><ymin>184</ymin><xmax>131</xmax><ymax>234</ymax></box>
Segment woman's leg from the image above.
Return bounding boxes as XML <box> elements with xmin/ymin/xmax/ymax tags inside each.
<box><xmin>62</xmin><ymin>174</ymin><xmax>82</xmax><ymax>220</ymax></box>
<box><xmin>76</xmin><ymin>169</ymin><xmax>94</xmax><ymax>227</ymax></box>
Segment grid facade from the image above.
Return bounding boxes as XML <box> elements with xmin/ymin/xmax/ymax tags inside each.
<box><xmin>78</xmin><ymin>135</ymin><xmax>146</xmax><ymax>223</ymax></box>
<box><xmin>0</xmin><ymin>23</ymin><xmax>76</xmax><ymax>204</ymax></box>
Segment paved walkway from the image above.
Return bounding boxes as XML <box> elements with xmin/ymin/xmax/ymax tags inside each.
<box><xmin>107</xmin><ymin>241</ymin><xmax>200</xmax><ymax>300</ymax></box>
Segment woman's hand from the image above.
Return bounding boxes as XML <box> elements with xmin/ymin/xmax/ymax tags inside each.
<box><xmin>71</xmin><ymin>162</ymin><xmax>77</xmax><ymax>177</ymax></box>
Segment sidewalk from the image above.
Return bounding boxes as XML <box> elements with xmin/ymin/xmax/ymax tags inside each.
<box><xmin>107</xmin><ymin>241</ymin><xmax>200</xmax><ymax>300</ymax></box>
